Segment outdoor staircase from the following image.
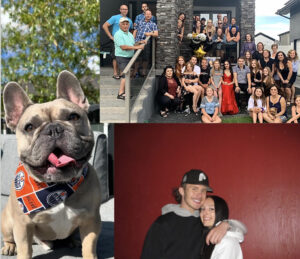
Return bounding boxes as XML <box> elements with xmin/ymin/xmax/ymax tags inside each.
<box><xmin>100</xmin><ymin>67</ymin><xmax>144</xmax><ymax>123</ymax></box>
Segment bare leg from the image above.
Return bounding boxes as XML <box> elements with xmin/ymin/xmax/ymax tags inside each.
<box><xmin>194</xmin><ymin>85</ymin><xmax>202</xmax><ymax>107</ymax></box>
<box><xmin>285</xmin><ymin>88</ymin><xmax>292</xmax><ymax>104</ymax></box>
<box><xmin>212</xmin><ymin>115</ymin><xmax>222</xmax><ymax>123</ymax></box>
<box><xmin>119</xmin><ymin>78</ymin><xmax>125</xmax><ymax>95</ymax></box>
<box><xmin>291</xmin><ymin>85</ymin><xmax>295</xmax><ymax>103</ymax></box>
<box><xmin>253</xmin><ymin>112</ymin><xmax>258</xmax><ymax>124</ymax></box>
<box><xmin>263</xmin><ymin>113</ymin><xmax>275</xmax><ymax>123</ymax></box>
<box><xmin>201</xmin><ymin>115</ymin><xmax>212</xmax><ymax>123</ymax></box>
<box><xmin>142</xmin><ymin>61</ymin><xmax>148</xmax><ymax>76</ymax></box>
<box><xmin>113</xmin><ymin>59</ymin><xmax>118</xmax><ymax>76</ymax></box>
<box><xmin>258</xmin><ymin>112</ymin><xmax>263</xmax><ymax>123</ymax></box>
<box><xmin>218</xmin><ymin>88</ymin><xmax>222</xmax><ymax>115</ymax></box>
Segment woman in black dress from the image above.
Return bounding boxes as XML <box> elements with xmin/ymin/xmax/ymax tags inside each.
<box><xmin>274</xmin><ymin>51</ymin><xmax>293</xmax><ymax>105</ymax></box>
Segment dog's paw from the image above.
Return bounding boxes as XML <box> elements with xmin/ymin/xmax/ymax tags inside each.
<box><xmin>1</xmin><ymin>242</ymin><xmax>17</xmax><ymax>256</ymax></box>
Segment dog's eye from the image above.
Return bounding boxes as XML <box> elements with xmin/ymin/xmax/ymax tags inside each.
<box><xmin>68</xmin><ymin>113</ymin><xmax>80</xmax><ymax>121</ymax></box>
<box><xmin>24</xmin><ymin>123</ymin><xmax>34</xmax><ymax>132</ymax></box>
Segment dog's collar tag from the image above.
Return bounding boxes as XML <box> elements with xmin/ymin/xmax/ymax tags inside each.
<box><xmin>14</xmin><ymin>163</ymin><xmax>88</xmax><ymax>215</ymax></box>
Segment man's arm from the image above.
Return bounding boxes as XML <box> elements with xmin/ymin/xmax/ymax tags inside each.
<box><xmin>102</xmin><ymin>21</ymin><xmax>113</xmax><ymax>41</ymax></box>
<box><xmin>120</xmin><ymin>44</ymin><xmax>144</xmax><ymax>51</ymax></box>
<box><xmin>206</xmin><ymin>219</ymin><xmax>247</xmax><ymax>245</ymax></box>
<box><xmin>144</xmin><ymin>30</ymin><xmax>158</xmax><ymax>37</ymax></box>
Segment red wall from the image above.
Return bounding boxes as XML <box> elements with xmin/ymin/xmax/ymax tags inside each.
<box><xmin>115</xmin><ymin>124</ymin><xmax>300</xmax><ymax>259</ymax></box>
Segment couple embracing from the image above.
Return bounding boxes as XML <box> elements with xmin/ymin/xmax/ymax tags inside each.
<box><xmin>141</xmin><ymin>169</ymin><xmax>247</xmax><ymax>259</ymax></box>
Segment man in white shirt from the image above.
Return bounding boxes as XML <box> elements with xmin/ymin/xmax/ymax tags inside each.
<box><xmin>182</xmin><ymin>56</ymin><xmax>201</xmax><ymax>76</ymax></box>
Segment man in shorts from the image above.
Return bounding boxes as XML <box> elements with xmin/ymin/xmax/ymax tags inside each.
<box><xmin>114</xmin><ymin>17</ymin><xmax>145</xmax><ymax>100</ymax></box>
<box><xmin>141</xmin><ymin>169</ymin><xmax>246</xmax><ymax>259</ymax></box>
<box><xmin>102</xmin><ymin>5</ymin><xmax>133</xmax><ymax>79</ymax></box>
<box><xmin>133</xmin><ymin>9</ymin><xmax>158</xmax><ymax>77</ymax></box>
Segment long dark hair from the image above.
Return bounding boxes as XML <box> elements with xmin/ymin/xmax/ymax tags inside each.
<box><xmin>223</xmin><ymin>60</ymin><xmax>233</xmax><ymax>79</ymax></box>
<box><xmin>201</xmin><ymin>196</ymin><xmax>229</xmax><ymax>259</ymax></box>
<box><xmin>275</xmin><ymin>51</ymin><xmax>288</xmax><ymax>69</ymax></box>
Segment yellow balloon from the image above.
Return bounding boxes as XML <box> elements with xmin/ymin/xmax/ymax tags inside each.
<box><xmin>194</xmin><ymin>45</ymin><xmax>206</xmax><ymax>59</ymax></box>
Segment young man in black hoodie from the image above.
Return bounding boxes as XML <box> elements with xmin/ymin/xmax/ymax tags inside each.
<box><xmin>141</xmin><ymin>169</ymin><xmax>246</xmax><ymax>259</ymax></box>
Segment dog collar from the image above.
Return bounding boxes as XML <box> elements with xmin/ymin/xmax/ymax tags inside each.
<box><xmin>14</xmin><ymin>163</ymin><xmax>88</xmax><ymax>215</ymax></box>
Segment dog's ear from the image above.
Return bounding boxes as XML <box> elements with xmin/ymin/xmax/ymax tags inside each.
<box><xmin>56</xmin><ymin>70</ymin><xmax>90</xmax><ymax>112</ymax></box>
<box><xmin>3</xmin><ymin>82</ymin><xmax>33</xmax><ymax>131</ymax></box>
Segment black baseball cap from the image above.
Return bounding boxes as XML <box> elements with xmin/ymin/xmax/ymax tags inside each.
<box><xmin>181</xmin><ymin>169</ymin><xmax>213</xmax><ymax>192</ymax></box>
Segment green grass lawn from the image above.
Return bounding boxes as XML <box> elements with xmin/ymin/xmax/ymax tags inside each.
<box><xmin>222</xmin><ymin>116</ymin><xmax>253</xmax><ymax>123</ymax></box>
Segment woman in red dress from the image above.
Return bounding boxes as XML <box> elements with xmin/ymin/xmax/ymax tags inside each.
<box><xmin>221</xmin><ymin>60</ymin><xmax>239</xmax><ymax>114</ymax></box>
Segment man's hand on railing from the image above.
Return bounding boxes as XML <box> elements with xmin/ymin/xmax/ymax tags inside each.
<box><xmin>137</xmin><ymin>44</ymin><xmax>145</xmax><ymax>50</ymax></box>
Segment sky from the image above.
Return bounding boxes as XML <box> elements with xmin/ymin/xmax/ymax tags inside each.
<box><xmin>1</xmin><ymin>1</ymin><xmax>291</xmax><ymax>43</ymax></box>
<box><xmin>255</xmin><ymin>0</ymin><xmax>290</xmax><ymax>40</ymax></box>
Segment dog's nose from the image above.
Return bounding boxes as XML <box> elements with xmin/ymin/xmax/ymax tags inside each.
<box><xmin>44</xmin><ymin>123</ymin><xmax>64</xmax><ymax>139</ymax></box>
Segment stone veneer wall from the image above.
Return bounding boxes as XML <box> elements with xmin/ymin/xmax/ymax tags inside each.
<box><xmin>178</xmin><ymin>0</ymin><xmax>194</xmax><ymax>61</ymax></box>
<box><xmin>156</xmin><ymin>0</ymin><xmax>180</xmax><ymax>69</ymax></box>
<box><xmin>239</xmin><ymin>0</ymin><xmax>255</xmax><ymax>51</ymax></box>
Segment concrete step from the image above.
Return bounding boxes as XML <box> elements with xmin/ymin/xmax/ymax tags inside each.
<box><xmin>100</xmin><ymin>109</ymin><xmax>126</xmax><ymax>123</ymax></box>
<box><xmin>100</xmin><ymin>98</ymin><xmax>127</xmax><ymax>107</ymax></box>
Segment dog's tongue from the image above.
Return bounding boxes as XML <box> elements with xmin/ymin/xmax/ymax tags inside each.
<box><xmin>48</xmin><ymin>153</ymin><xmax>76</xmax><ymax>168</ymax></box>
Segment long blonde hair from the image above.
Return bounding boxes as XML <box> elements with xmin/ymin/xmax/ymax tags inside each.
<box><xmin>262</xmin><ymin>67</ymin><xmax>274</xmax><ymax>86</ymax></box>
<box><xmin>205</xmin><ymin>19</ymin><xmax>215</xmax><ymax>34</ymax></box>
<box><xmin>211</xmin><ymin>60</ymin><xmax>221</xmax><ymax>76</ymax></box>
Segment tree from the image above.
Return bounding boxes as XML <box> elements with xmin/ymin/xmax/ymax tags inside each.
<box><xmin>1</xmin><ymin>0</ymin><xmax>100</xmax><ymax>104</ymax></box>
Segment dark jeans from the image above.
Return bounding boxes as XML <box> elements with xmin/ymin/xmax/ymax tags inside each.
<box><xmin>158</xmin><ymin>95</ymin><xmax>181</xmax><ymax>111</ymax></box>
<box><xmin>235</xmin><ymin>83</ymin><xmax>250</xmax><ymax>109</ymax></box>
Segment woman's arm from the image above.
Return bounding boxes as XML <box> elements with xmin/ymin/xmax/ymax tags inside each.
<box><xmin>286</xmin><ymin>61</ymin><xmax>293</xmax><ymax>83</ymax></box>
<box><xmin>276</xmin><ymin>96</ymin><xmax>286</xmax><ymax>117</ymax></box>
<box><xmin>158</xmin><ymin>76</ymin><xmax>168</xmax><ymax>95</ymax></box>
<box><xmin>234</xmin><ymin>31</ymin><xmax>240</xmax><ymax>42</ymax></box>
<box><xmin>287</xmin><ymin>106</ymin><xmax>300</xmax><ymax>123</ymax></box>
<box><xmin>247</xmin><ymin>97</ymin><xmax>254</xmax><ymax>112</ymax></box>
<box><xmin>287</xmin><ymin>106</ymin><xmax>298</xmax><ymax>123</ymax></box>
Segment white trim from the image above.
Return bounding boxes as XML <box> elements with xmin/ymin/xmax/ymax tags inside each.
<box><xmin>193</xmin><ymin>6</ymin><xmax>236</xmax><ymax>18</ymax></box>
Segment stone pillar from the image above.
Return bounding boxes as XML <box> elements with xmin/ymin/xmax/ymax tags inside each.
<box><xmin>178</xmin><ymin>0</ymin><xmax>194</xmax><ymax>61</ymax></box>
<box><xmin>156</xmin><ymin>0</ymin><xmax>180</xmax><ymax>69</ymax></box>
<box><xmin>240</xmin><ymin>0</ymin><xmax>255</xmax><ymax>39</ymax></box>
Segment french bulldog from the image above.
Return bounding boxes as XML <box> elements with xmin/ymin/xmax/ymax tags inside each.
<box><xmin>1</xmin><ymin>71</ymin><xmax>101</xmax><ymax>259</ymax></box>
<box><xmin>269</xmin><ymin>107</ymin><xmax>277</xmax><ymax>116</ymax></box>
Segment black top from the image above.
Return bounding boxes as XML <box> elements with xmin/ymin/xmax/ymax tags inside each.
<box><xmin>141</xmin><ymin>212</ymin><xmax>204</xmax><ymax>259</ymax></box>
<box><xmin>260</xmin><ymin>58</ymin><xmax>273</xmax><ymax>70</ymax></box>
<box><xmin>252</xmin><ymin>51</ymin><xmax>263</xmax><ymax>63</ymax></box>
<box><xmin>278</xmin><ymin>65</ymin><xmax>290</xmax><ymax>80</ymax></box>
<box><xmin>158</xmin><ymin>75</ymin><xmax>181</xmax><ymax>96</ymax></box>
<box><xmin>251</xmin><ymin>70</ymin><xmax>262</xmax><ymax>87</ymax></box>
<box><xmin>199</xmin><ymin>67</ymin><xmax>211</xmax><ymax>84</ymax></box>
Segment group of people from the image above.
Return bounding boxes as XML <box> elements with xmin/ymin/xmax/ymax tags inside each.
<box><xmin>102</xmin><ymin>3</ymin><xmax>158</xmax><ymax>100</ymax></box>
<box><xmin>157</xmin><ymin>47</ymin><xmax>300</xmax><ymax>123</ymax></box>
<box><xmin>141</xmin><ymin>169</ymin><xmax>246</xmax><ymax>259</ymax></box>
<box><xmin>180</xmin><ymin>14</ymin><xmax>241</xmax><ymax>62</ymax></box>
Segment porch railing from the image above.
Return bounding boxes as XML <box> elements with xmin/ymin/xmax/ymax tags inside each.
<box><xmin>122</xmin><ymin>35</ymin><xmax>155</xmax><ymax>122</ymax></box>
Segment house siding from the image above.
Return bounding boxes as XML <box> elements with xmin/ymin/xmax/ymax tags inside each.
<box><xmin>290</xmin><ymin>4</ymin><xmax>300</xmax><ymax>43</ymax></box>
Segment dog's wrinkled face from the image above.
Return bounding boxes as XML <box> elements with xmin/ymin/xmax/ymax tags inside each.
<box><xmin>16</xmin><ymin>99</ymin><xmax>93</xmax><ymax>182</ymax></box>
<box><xmin>4</xmin><ymin>71</ymin><xmax>94</xmax><ymax>183</ymax></box>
